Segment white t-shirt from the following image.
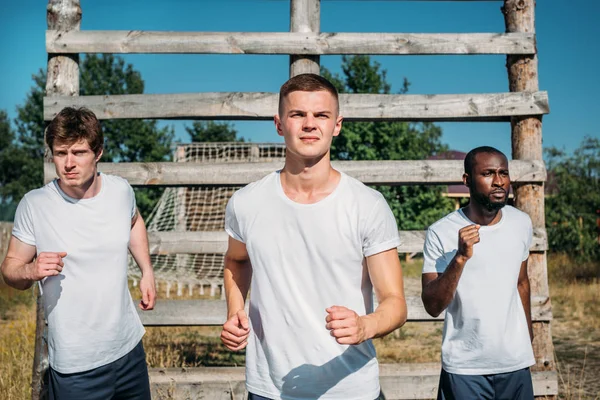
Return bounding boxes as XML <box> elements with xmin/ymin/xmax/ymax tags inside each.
<box><xmin>225</xmin><ymin>171</ymin><xmax>401</xmax><ymax>400</ymax></box>
<box><xmin>12</xmin><ymin>173</ymin><xmax>145</xmax><ymax>373</ymax></box>
<box><xmin>422</xmin><ymin>206</ymin><xmax>535</xmax><ymax>375</ymax></box>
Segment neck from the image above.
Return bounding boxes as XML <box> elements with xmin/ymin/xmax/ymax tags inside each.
<box><xmin>463</xmin><ymin>203</ymin><xmax>503</xmax><ymax>226</ymax></box>
<box><xmin>58</xmin><ymin>171</ymin><xmax>102</xmax><ymax>200</ymax></box>
<box><xmin>280</xmin><ymin>151</ymin><xmax>340</xmax><ymax>203</ymax></box>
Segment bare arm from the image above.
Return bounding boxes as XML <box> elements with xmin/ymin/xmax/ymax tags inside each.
<box><xmin>220</xmin><ymin>236</ymin><xmax>252</xmax><ymax>351</ymax></box>
<box><xmin>223</xmin><ymin>236</ymin><xmax>252</xmax><ymax>318</ymax></box>
<box><xmin>1</xmin><ymin>236</ymin><xmax>66</xmax><ymax>290</ymax></box>
<box><xmin>326</xmin><ymin>248</ymin><xmax>407</xmax><ymax>344</ymax></box>
<box><xmin>363</xmin><ymin>248</ymin><xmax>407</xmax><ymax>339</ymax></box>
<box><xmin>421</xmin><ymin>225</ymin><xmax>480</xmax><ymax>317</ymax></box>
<box><xmin>517</xmin><ymin>259</ymin><xmax>533</xmax><ymax>342</ymax></box>
<box><xmin>129</xmin><ymin>210</ymin><xmax>156</xmax><ymax>310</ymax></box>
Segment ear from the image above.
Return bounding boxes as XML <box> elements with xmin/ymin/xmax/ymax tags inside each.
<box><xmin>274</xmin><ymin>114</ymin><xmax>284</xmax><ymax>137</ymax></box>
<box><xmin>462</xmin><ymin>173</ymin><xmax>470</xmax><ymax>187</ymax></box>
<box><xmin>333</xmin><ymin>115</ymin><xmax>343</xmax><ymax>137</ymax></box>
<box><xmin>95</xmin><ymin>148</ymin><xmax>103</xmax><ymax>163</ymax></box>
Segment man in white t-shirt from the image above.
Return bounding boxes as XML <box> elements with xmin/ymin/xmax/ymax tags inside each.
<box><xmin>421</xmin><ymin>146</ymin><xmax>535</xmax><ymax>399</ymax></box>
<box><xmin>1</xmin><ymin>107</ymin><xmax>156</xmax><ymax>399</ymax></box>
<box><xmin>220</xmin><ymin>73</ymin><xmax>408</xmax><ymax>400</ymax></box>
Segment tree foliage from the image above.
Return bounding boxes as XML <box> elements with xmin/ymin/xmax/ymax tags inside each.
<box><xmin>322</xmin><ymin>56</ymin><xmax>454</xmax><ymax>230</ymax></box>
<box><xmin>0</xmin><ymin>55</ymin><xmax>174</xmax><ymax>219</ymax></box>
<box><xmin>545</xmin><ymin>137</ymin><xmax>600</xmax><ymax>261</ymax></box>
<box><xmin>186</xmin><ymin>121</ymin><xmax>243</xmax><ymax>143</ymax></box>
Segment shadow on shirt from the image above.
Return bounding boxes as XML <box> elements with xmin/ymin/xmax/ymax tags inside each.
<box><xmin>280</xmin><ymin>345</ymin><xmax>375</xmax><ymax>398</ymax></box>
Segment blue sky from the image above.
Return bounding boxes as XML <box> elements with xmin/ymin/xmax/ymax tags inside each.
<box><xmin>1</xmin><ymin>0</ymin><xmax>598</xmax><ymax>158</ymax></box>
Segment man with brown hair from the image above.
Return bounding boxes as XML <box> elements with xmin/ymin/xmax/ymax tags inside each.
<box><xmin>220</xmin><ymin>74</ymin><xmax>407</xmax><ymax>400</ymax></box>
<box><xmin>1</xmin><ymin>107</ymin><xmax>155</xmax><ymax>399</ymax></box>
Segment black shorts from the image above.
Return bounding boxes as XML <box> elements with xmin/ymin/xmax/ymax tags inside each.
<box><xmin>49</xmin><ymin>340</ymin><xmax>151</xmax><ymax>400</ymax></box>
<box><xmin>437</xmin><ymin>367</ymin><xmax>534</xmax><ymax>400</ymax></box>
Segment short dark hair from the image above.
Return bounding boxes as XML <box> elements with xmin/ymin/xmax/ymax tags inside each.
<box><xmin>278</xmin><ymin>73</ymin><xmax>339</xmax><ymax>116</ymax></box>
<box><xmin>46</xmin><ymin>107</ymin><xmax>103</xmax><ymax>155</ymax></box>
<box><xmin>464</xmin><ymin>146</ymin><xmax>507</xmax><ymax>175</ymax></box>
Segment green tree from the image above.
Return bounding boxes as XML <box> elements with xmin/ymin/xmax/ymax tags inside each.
<box><xmin>545</xmin><ymin>137</ymin><xmax>600</xmax><ymax>261</ymax></box>
<box><xmin>186</xmin><ymin>121</ymin><xmax>244</xmax><ymax>143</ymax></box>
<box><xmin>2</xmin><ymin>55</ymin><xmax>174</xmax><ymax>218</ymax></box>
<box><xmin>0</xmin><ymin>110</ymin><xmax>23</xmax><ymax>220</ymax></box>
<box><xmin>322</xmin><ymin>56</ymin><xmax>454</xmax><ymax>230</ymax></box>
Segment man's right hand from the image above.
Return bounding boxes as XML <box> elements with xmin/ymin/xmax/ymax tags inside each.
<box><xmin>220</xmin><ymin>309</ymin><xmax>250</xmax><ymax>351</ymax></box>
<box><xmin>457</xmin><ymin>225</ymin><xmax>480</xmax><ymax>261</ymax></box>
<box><xmin>27</xmin><ymin>252</ymin><xmax>67</xmax><ymax>281</ymax></box>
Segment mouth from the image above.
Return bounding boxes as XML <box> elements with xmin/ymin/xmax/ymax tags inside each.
<box><xmin>490</xmin><ymin>190</ymin><xmax>506</xmax><ymax>199</ymax></box>
<box><xmin>299</xmin><ymin>136</ymin><xmax>319</xmax><ymax>143</ymax></box>
<box><xmin>64</xmin><ymin>173</ymin><xmax>78</xmax><ymax>179</ymax></box>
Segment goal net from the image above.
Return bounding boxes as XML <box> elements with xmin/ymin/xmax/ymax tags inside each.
<box><xmin>127</xmin><ymin>142</ymin><xmax>286</xmax><ymax>297</ymax></box>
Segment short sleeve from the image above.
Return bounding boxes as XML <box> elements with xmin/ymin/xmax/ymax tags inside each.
<box><xmin>128</xmin><ymin>183</ymin><xmax>137</xmax><ymax>219</ymax></box>
<box><xmin>422</xmin><ymin>228</ymin><xmax>448</xmax><ymax>274</ymax></box>
<box><xmin>522</xmin><ymin>215</ymin><xmax>533</xmax><ymax>261</ymax></box>
<box><xmin>224</xmin><ymin>192</ymin><xmax>244</xmax><ymax>243</ymax></box>
<box><xmin>12</xmin><ymin>196</ymin><xmax>36</xmax><ymax>246</ymax></box>
<box><xmin>362</xmin><ymin>197</ymin><xmax>401</xmax><ymax>257</ymax></box>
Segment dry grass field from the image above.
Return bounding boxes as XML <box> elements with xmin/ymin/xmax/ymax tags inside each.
<box><xmin>1</xmin><ymin>255</ymin><xmax>598</xmax><ymax>399</ymax></box>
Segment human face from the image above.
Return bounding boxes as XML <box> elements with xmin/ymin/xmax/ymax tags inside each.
<box><xmin>52</xmin><ymin>139</ymin><xmax>102</xmax><ymax>191</ymax></box>
<box><xmin>274</xmin><ymin>90</ymin><xmax>342</xmax><ymax>161</ymax></box>
<box><xmin>464</xmin><ymin>152</ymin><xmax>510</xmax><ymax>212</ymax></box>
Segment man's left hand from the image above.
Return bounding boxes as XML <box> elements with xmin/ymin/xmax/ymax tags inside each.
<box><xmin>139</xmin><ymin>272</ymin><xmax>156</xmax><ymax>311</ymax></box>
<box><xmin>325</xmin><ymin>305</ymin><xmax>367</xmax><ymax>345</ymax></box>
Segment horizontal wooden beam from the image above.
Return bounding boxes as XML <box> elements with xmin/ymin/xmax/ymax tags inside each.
<box><xmin>44</xmin><ymin>160</ymin><xmax>547</xmax><ymax>186</ymax></box>
<box><xmin>43</xmin><ymin>91</ymin><xmax>549</xmax><ymax>122</ymax></box>
<box><xmin>46</xmin><ymin>31</ymin><xmax>535</xmax><ymax>55</ymax></box>
<box><xmin>142</xmin><ymin>227</ymin><xmax>547</xmax><ymax>254</ymax></box>
<box><xmin>137</xmin><ymin>295</ymin><xmax>551</xmax><ymax>326</ymax></box>
<box><xmin>149</xmin><ymin>366</ymin><xmax>556</xmax><ymax>399</ymax></box>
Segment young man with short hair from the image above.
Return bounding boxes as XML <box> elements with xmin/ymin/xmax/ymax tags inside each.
<box><xmin>1</xmin><ymin>107</ymin><xmax>155</xmax><ymax>400</ymax></box>
<box><xmin>421</xmin><ymin>146</ymin><xmax>535</xmax><ymax>400</ymax></box>
<box><xmin>220</xmin><ymin>74</ymin><xmax>407</xmax><ymax>400</ymax></box>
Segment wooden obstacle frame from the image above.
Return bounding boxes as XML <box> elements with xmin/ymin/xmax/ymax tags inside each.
<box><xmin>36</xmin><ymin>0</ymin><xmax>556</xmax><ymax>398</ymax></box>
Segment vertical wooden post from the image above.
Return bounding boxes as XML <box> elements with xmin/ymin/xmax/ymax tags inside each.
<box><xmin>33</xmin><ymin>1</ymin><xmax>81</xmax><ymax>399</ymax></box>
<box><xmin>503</xmin><ymin>0</ymin><xmax>555</xmax><ymax>378</ymax></box>
<box><xmin>290</xmin><ymin>0</ymin><xmax>320</xmax><ymax>76</ymax></box>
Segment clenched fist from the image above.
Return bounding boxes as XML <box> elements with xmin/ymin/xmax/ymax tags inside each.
<box><xmin>457</xmin><ymin>225</ymin><xmax>480</xmax><ymax>261</ymax></box>
<box><xmin>326</xmin><ymin>305</ymin><xmax>367</xmax><ymax>345</ymax></box>
<box><xmin>221</xmin><ymin>309</ymin><xmax>250</xmax><ymax>351</ymax></box>
<box><xmin>27</xmin><ymin>252</ymin><xmax>67</xmax><ymax>281</ymax></box>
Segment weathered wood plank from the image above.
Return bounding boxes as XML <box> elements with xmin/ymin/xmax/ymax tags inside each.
<box><xmin>505</xmin><ymin>0</ymin><xmax>555</xmax><ymax>377</ymax></box>
<box><xmin>137</xmin><ymin>295</ymin><xmax>551</xmax><ymax>326</ymax></box>
<box><xmin>140</xmin><ymin>227</ymin><xmax>547</xmax><ymax>255</ymax></box>
<box><xmin>35</xmin><ymin>1</ymin><xmax>81</xmax><ymax>400</ymax></box>
<box><xmin>43</xmin><ymin>91</ymin><xmax>549</xmax><ymax>121</ymax></box>
<box><xmin>148</xmin><ymin>366</ymin><xmax>557</xmax><ymax>399</ymax></box>
<box><xmin>46</xmin><ymin>31</ymin><xmax>535</xmax><ymax>55</ymax></box>
<box><xmin>44</xmin><ymin>160</ymin><xmax>547</xmax><ymax>186</ymax></box>
<box><xmin>290</xmin><ymin>0</ymin><xmax>320</xmax><ymax>76</ymax></box>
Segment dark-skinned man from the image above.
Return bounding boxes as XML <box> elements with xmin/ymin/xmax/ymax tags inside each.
<box><xmin>421</xmin><ymin>146</ymin><xmax>535</xmax><ymax>400</ymax></box>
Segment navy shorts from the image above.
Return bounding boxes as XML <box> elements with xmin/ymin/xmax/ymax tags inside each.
<box><xmin>249</xmin><ymin>390</ymin><xmax>385</xmax><ymax>399</ymax></box>
<box><xmin>49</xmin><ymin>340</ymin><xmax>151</xmax><ymax>400</ymax></box>
<box><xmin>437</xmin><ymin>367</ymin><xmax>534</xmax><ymax>400</ymax></box>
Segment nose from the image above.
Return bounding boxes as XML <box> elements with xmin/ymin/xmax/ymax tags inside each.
<box><xmin>303</xmin><ymin>114</ymin><xmax>316</xmax><ymax>131</ymax></box>
<box><xmin>65</xmin><ymin>153</ymin><xmax>75</xmax><ymax>169</ymax></box>
<box><xmin>492</xmin><ymin>172</ymin><xmax>505</xmax><ymax>187</ymax></box>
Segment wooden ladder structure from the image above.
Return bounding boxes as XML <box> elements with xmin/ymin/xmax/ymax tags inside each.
<box><xmin>35</xmin><ymin>0</ymin><xmax>556</xmax><ymax>398</ymax></box>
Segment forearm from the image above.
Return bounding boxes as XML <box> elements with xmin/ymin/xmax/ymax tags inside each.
<box><xmin>129</xmin><ymin>217</ymin><xmax>153</xmax><ymax>276</ymax></box>
<box><xmin>362</xmin><ymin>294</ymin><xmax>407</xmax><ymax>340</ymax></box>
<box><xmin>223</xmin><ymin>257</ymin><xmax>251</xmax><ymax>319</ymax></box>
<box><xmin>422</xmin><ymin>255</ymin><xmax>467</xmax><ymax>317</ymax></box>
<box><xmin>518</xmin><ymin>280</ymin><xmax>533</xmax><ymax>342</ymax></box>
<box><xmin>1</xmin><ymin>258</ymin><xmax>34</xmax><ymax>290</ymax></box>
